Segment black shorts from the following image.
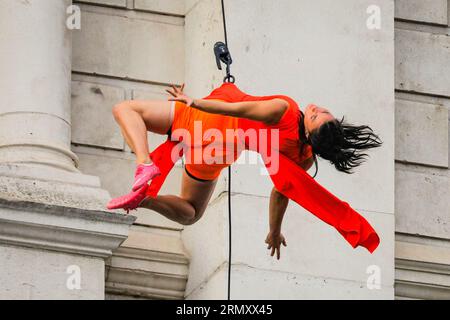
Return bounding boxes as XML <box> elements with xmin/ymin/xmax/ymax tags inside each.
<box><xmin>184</xmin><ymin>167</ymin><xmax>212</xmax><ymax>182</ymax></box>
<box><xmin>166</xmin><ymin>125</ymin><xmax>213</xmax><ymax>183</ymax></box>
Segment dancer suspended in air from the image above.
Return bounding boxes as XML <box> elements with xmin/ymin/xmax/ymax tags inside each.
<box><xmin>108</xmin><ymin>82</ymin><xmax>383</xmax><ymax>259</ymax></box>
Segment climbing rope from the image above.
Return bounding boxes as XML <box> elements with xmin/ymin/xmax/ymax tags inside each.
<box><xmin>219</xmin><ymin>0</ymin><xmax>233</xmax><ymax>301</ymax></box>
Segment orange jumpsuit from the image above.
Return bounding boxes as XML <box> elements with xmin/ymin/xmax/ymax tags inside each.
<box><xmin>170</xmin><ymin>83</ymin><xmax>313</xmax><ymax>181</ymax></box>
<box><xmin>147</xmin><ymin>83</ymin><xmax>380</xmax><ymax>254</ymax></box>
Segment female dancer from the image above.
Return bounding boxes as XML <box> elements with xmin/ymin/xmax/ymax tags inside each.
<box><xmin>108</xmin><ymin>82</ymin><xmax>382</xmax><ymax>258</ymax></box>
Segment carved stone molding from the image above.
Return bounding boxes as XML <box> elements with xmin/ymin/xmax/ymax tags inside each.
<box><xmin>0</xmin><ymin>198</ymin><xmax>136</xmax><ymax>258</ymax></box>
<box><xmin>395</xmin><ymin>233</ymin><xmax>450</xmax><ymax>299</ymax></box>
<box><xmin>106</xmin><ymin>225</ymin><xmax>189</xmax><ymax>300</ymax></box>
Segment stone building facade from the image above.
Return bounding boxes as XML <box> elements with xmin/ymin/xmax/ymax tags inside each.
<box><xmin>394</xmin><ymin>0</ymin><xmax>450</xmax><ymax>300</ymax></box>
<box><xmin>0</xmin><ymin>0</ymin><xmax>448</xmax><ymax>300</ymax></box>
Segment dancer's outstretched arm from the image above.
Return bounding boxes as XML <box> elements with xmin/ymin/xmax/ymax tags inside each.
<box><xmin>193</xmin><ymin>98</ymin><xmax>288</xmax><ymax>124</ymax></box>
<box><xmin>166</xmin><ymin>84</ymin><xmax>288</xmax><ymax>125</ymax></box>
<box><xmin>265</xmin><ymin>156</ymin><xmax>314</xmax><ymax>260</ymax></box>
<box><xmin>266</xmin><ymin>187</ymin><xmax>288</xmax><ymax>260</ymax></box>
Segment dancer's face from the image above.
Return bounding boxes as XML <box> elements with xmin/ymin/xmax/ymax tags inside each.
<box><xmin>303</xmin><ymin>104</ymin><xmax>334</xmax><ymax>139</ymax></box>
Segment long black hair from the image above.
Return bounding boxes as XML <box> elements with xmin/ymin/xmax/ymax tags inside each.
<box><xmin>299</xmin><ymin>111</ymin><xmax>382</xmax><ymax>177</ymax></box>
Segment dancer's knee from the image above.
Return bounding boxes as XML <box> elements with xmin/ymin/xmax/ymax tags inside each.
<box><xmin>183</xmin><ymin>208</ymin><xmax>205</xmax><ymax>226</ymax></box>
<box><xmin>182</xmin><ymin>217</ymin><xmax>198</xmax><ymax>226</ymax></box>
<box><xmin>179</xmin><ymin>210</ymin><xmax>198</xmax><ymax>226</ymax></box>
<box><xmin>112</xmin><ymin>101</ymin><xmax>132</xmax><ymax>121</ymax></box>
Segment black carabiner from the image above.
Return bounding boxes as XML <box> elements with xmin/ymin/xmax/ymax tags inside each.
<box><xmin>214</xmin><ymin>41</ymin><xmax>235</xmax><ymax>83</ymax></box>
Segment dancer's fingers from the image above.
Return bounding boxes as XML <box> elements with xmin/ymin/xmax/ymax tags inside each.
<box><xmin>166</xmin><ymin>89</ymin><xmax>177</xmax><ymax>97</ymax></box>
<box><xmin>176</xmin><ymin>83</ymin><xmax>185</xmax><ymax>94</ymax></box>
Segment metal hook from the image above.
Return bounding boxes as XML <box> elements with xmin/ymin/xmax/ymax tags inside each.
<box><xmin>224</xmin><ymin>75</ymin><xmax>235</xmax><ymax>83</ymax></box>
<box><xmin>214</xmin><ymin>41</ymin><xmax>235</xmax><ymax>83</ymax></box>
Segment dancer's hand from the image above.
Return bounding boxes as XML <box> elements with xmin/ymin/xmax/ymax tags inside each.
<box><xmin>265</xmin><ymin>230</ymin><xmax>287</xmax><ymax>260</ymax></box>
<box><xmin>166</xmin><ymin>83</ymin><xmax>194</xmax><ymax>107</ymax></box>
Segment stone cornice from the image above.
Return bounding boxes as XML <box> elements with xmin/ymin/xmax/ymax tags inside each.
<box><xmin>0</xmin><ymin>197</ymin><xmax>136</xmax><ymax>258</ymax></box>
<box><xmin>105</xmin><ymin>226</ymin><xmax>189</xmax><ymax>300</ymax></box>
<box><xmin>395</xmin><ymin>234</ymin><xmax>450</xmax><ymax>299</ymax></box>
<box><xmin>0</xmin><ymin>198</ymin><xmax>134</xmax><ymax>224</ymax></box>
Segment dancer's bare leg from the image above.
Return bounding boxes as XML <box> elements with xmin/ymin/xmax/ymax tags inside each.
<box><xmin>113</xmin><ymin>98</ymin><xmax>215</xmax><ymax>225</ymax></box>
<box><xmin>140</xmin><ymin>171</ymin><xmax>218</xmax><ymax>225</ymax></box>
<box><xmin>113</xmin><ymin>100</ymin><xmax>174</xmax><ymax>164</ymax></box>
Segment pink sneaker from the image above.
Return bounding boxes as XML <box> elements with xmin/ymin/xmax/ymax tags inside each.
<box><xmin>107</xmin><ymin>185</ymin><xmax>149</xmax><ymax>214</ymax></box>
<box><xmin>132</xmin><ymin>163</ymin><xmax>161</xmax><ymax>192</ymax></box>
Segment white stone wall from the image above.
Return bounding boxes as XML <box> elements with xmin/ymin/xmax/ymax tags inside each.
<box><xmin>0</xmin><ymin>245</ymin><xmax>104</xmax><ymax>300</ymax></box>
<box><xmin>394</xmin><ymin>0</ymin><xmax>450</xmax><ymax>299</ymax></box>
<box><xmin>182</xmin><ymin>0</ymin><xmax>395</xmax><ymax>299</ymax></box>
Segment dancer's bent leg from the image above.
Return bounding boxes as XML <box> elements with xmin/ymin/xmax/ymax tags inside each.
<box><xmin>140</xmin><ymin>170</ymin><xmax>218</xmax><ymax>225</ymax></box>
<box><xmin>112</xmin><ymin>100</ymin><xmax>174</xmax><ymax>164</ymax></box>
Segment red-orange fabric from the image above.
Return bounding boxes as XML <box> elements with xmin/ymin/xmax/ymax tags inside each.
<box><xmin>169</xmin><ymin>84</ymin><xmax>312</xmax><ymax>180</ymax></box>
<box><xmin>147</xmin><ymin>83</ymin><xmax>380</xmax><ymax>253</ymax></box>
<box><xmin>208</xmin><ymin>83</ymin><xmax>313</xmax><ymax>165</ymax></box>
<box><xmin>170</xmin><ymin>100</ymin><xmax>240</xmax><ymax>180</ymax></box>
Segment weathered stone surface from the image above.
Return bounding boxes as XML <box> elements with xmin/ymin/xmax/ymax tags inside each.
<box><xmin>0</xmin><ymin>197</ymin><xmax>135</xmax><ymax>257</ymax></box>
<box><xmin>0</xmin><ymin>0</ymin><xmax>72</xmax><ymax>121</ymax></box>
<box><xmin>396</xmin><ymin>29</ymin><xmax>450</xmax><ymax>97</ymax></box>
<box><xmin>185</xmin><ymin>263</ymin><xmax>228</xmax><ymax>300</ymax></box>
<box><xmin>184</xmin><ymin>0</ymin><xmax>226</xmax><ymax>97</ymax></box>
<box><xmin>73</xmin><ymin>9</ymin><xmax>184</xmax><ymax>84</ymax></box>
<box><xmin>0</xmin><ymin>153</ymin><xmax>112</xmax><ymax>212</ymax></box>
<box><xmin>231</xmin><ymin>194</ymin><xmax>393</xmax><ymax>285</ymax></box>
<box><xmin>0</xmin><ymin>198</ymin><xmax>135</xmax><ymax>300</ymax></box>
<box><xmin>182</xmin><ymin>193</ymin><xmax>394</xmax><ymax>299</ymax></box>
<box><xmin>72</xmin><ymin>81</ymin><xmax>125</xmax><ymax>149</ymax></box>
<box><xmin>230</xmin><ymin>265</ymin><xmax>392</xmax><ymax>300</ymax></box>
<box><xmin>182</xmin><ymin>194</ymin><xmax>228</xmax><ymax>298</ymax></box>
<box><xmin>396</xmin><ymin>98</ymin><xmax>448</xmax><ymax>167</ymax></box>
<box><xmin>187</xmin><ymin>263</ymin><xmax>393</xmax><ymax>300</ymax></box>
<box><xmin>395</xmin><ymin>0</ymin><xmax>448</xmax><ymax>25</ymax></box>
<box><xmin>396</xmin><ymin>168</ymin><xmax>450</xmax><ymax>239</ymax></box>
<box><xmin>0</xmin><ymin>197</ymin><xmax>135</xmax><ymax>226</ymax></box>
<box><xmin>185</xmin><ymin>0</ymin><xmax>202</xmax><ymax>14</ymax></box>
<box><xmin>0</xmin><ymin>112</ymin><xmax>77</xmax><ymax>172</ymax></box>
<box><xmin>0</xmin><ymin>245</ymin><xmax>104</xmax><ymax>300</ymax></box>
<box><xmin>0</xmin><ymin>0</ymin><xmax>77</xmax><ymax>171</ymax></box>
<box><xmin>106</xmin><ymin>225</ymin><xmax>189</xmax><ymax>299</ymax></box>
<box><xmin>132</xmin><ymin>88</ymin><xmax>167</xmax><ymax>101</ymax></box>
<box><xmin>76</xmin><ymin>0</ymin><xmax>127</xmax><ymax>8</ymax></box>
<box><xmin>134</xmin><ymin>0</ymin><xmax>185</xmax><ymax>15</ymax></box>
<box><xmin>395</xmin><ymin>234</ymin><xmax>450</xmax><ymax>299</ymax></box>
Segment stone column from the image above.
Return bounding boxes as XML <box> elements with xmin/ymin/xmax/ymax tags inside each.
<box><xmin>0</xmin><ymin>0</ymin><xmax>111</xmax><ymax>210</ymax></box>
<box><xmin>0</xmin><ymin>0</ymin><xmax>135</xmax><ymax>299</ymax></box>
<box><xmin>0</xmin><ymin>0</ymin><xmax>76</xmax><ymax>172</ymax></box>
